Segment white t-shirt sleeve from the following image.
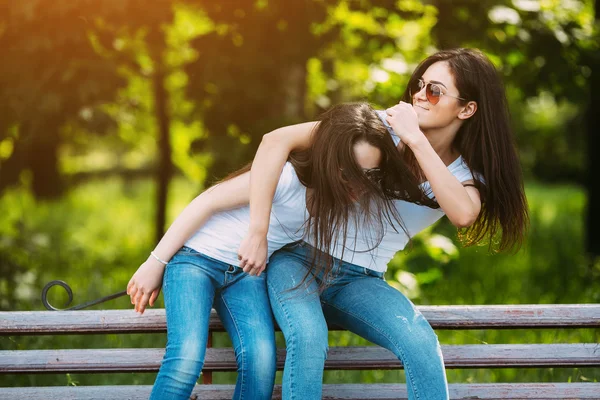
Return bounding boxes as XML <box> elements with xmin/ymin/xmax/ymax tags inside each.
<box><xmin>455</xmin><ymin>160</ymin><xmax>475</xmax><ymax>183</ymax></box>
<box><xmin>375</xmin><ymin>110</ymin><xmax>401</xmax><ymax>147</ymax></box>
<box><xmin>455</xmin><ymin>159</ymin><xmax>487</xmax><ymax>185</ymax></box>
<box><xmin>272</xmin><ymin>162</ymin><xmax>296</xmax><ymax>204</ymax></box>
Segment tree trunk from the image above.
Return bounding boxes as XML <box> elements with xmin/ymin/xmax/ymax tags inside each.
<box><xmin>586</xmin><ymin>1</ymin><xmax>599</xmax><ymax>256</ymax></box>
<box><xmin>30</xmin><ymin>131</ymin><xmax>62</xmax><ymax>198</ymax></box>
<box><xmin>151</xmin><ymin>47</ymin><xmax>172</xmax><ymax>244</ymax></box>
<box><xmin>0</xmin><ymin>121</ymin><xmax>62</xmax><ymax>198</ymax></box>
<box><xmin>0</xmin><ymin>131</ymin><xmax>26</xmax><ymax>193</ymax></box>
<box><xmin>282</xmin><ymin>64</ymin><xmax>308</xmax><ymax>120</ymax></box>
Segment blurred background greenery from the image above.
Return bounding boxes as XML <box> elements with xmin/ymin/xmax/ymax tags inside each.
<box><xmin>0</xmin><ymin>0</ymin><xmax>598</xmax><ymax>388</ymax></box>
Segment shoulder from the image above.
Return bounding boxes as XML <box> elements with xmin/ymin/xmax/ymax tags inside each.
<box><xmin>452</xmin><ymin>156</ymin><xmax>484</xmax><ymax>184</ymax></box>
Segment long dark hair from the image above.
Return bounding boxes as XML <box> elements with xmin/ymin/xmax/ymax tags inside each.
<box><xmin>288</xmin><ymin>102</ymin><xmax>435</xmax><ymax>287</ymax></box>
<box><xmin>221</xmin><ymin>102</ymin><xmax>434</xmax><ymax>286</ymax></box>
<box><xmin>402</xmin><ymin>48</ymin><xmax>529</xmax><ymax>251</ymax></box>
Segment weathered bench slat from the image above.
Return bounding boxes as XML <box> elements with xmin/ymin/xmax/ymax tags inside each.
<box><xmin>1</xmin><ymin>383</ymin><xmax>599</xmax><ymax>400</ymax></box>
<box><xmin>1</xmin><ymin>305</ymin><xmax>599</xmax><ymax>335</ymax></box>
<box><xmin>2</xmin><ymin>344</ymin><xmax>599</xmax><ymax>373</ymax></box>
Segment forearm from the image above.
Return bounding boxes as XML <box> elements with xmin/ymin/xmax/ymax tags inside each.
<box><xmin>151</xmin><ymin>194</ymin><xmax>217</xmax><ymax>263</ymax></box>
<box><xmin>129</xmin><ymin>194</ymin><xmax>216</xmax><ymax>302</ymax></box>
<box><xmin>410</xmin><ymin>139</ymin><xmax>480</xmax><ymax>227</ymax></box>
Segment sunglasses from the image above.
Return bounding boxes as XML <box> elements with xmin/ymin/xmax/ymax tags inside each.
<box><xmin>409</xmin><ymin>78</ymin><xmax>466</xmax><ymax>105</ymax></box>
<box><xmin>363</xmin><ymin>167</ymin><xmax>384</xmax><ymax>184</ymax></box>
<box><xmin>341</xmin><ymin>167</ymin><xmax>384</xmax><ymax>185</ymax></box>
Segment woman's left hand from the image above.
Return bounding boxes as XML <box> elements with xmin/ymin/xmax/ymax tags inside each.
<box><xmin>237</xmin><ymin>231</ymin><xmax>268</xmax><ymax>277</ymax></box>
<box><xmin>127</xmin><ymin>259</ymin><xmax>165</xmax><ymax>314</ymax></box>
<box><xmin>385</xmin><ymin>102</ymin><xmax>426</xmax><ymax>147</ymax></box>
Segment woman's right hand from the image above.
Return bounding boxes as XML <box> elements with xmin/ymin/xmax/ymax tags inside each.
<box><xmin>237</xmin><ymin>231</ymin><xmax>268</xmax><ymax>276</ymax></box>
<box><xmin>385</xmin><ymin>102</ymin><xmax>426</xmax><ymax>148</ymax></box>
<box><xmin>127</xmin><ymin>258</ymin><xmax>165</xmax><ymax>314</ymax></box>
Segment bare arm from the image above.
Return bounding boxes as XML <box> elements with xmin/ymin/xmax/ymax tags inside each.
<box><xmin>409</xmin><ymin>142</ymin><xmax>481</xmax><ymax>227</ymax></box>
<box><xmin>237</xmin><ymin>122</ymin><xmax>317</xmax><ymax>271</ymax></box>
<box><xmin>128</xmin><ymin>172</ymin><xmax>251</xmax><ymax>313</ymax></box>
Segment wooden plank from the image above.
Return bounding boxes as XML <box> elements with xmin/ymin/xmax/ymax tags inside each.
<box><xmin>324</xmin><ymin>344</ymin><xmax>600</xmax><ymax>369</ymax></box>
<box><xmin>1</xmin><ymin>304</ymin><xmax>599</xmax><ymax>335</ymax></box>
<box><xmin>1</xmin><ymin>344</ymin><xmax>599</xmax><ymax>373</ymax></box>
<box><xmin>1</xmin><ymin>383</ymin><xmax>599</xmax><ymax>400</ymax></box>
<box><xmin>203</xmin><ymin>330</ymin><xmax>213</xmax><ymax>384</ymax></box>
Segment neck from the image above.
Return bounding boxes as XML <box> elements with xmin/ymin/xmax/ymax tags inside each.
<box><xmin>422</xmin><ymin>126</ymin><xmax>460</xmax><ymax>166</ymax></box>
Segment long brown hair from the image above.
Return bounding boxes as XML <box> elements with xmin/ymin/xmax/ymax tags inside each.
<box><xmin>221</xmin><ymin>102</ymin><xmax>434</xmax><ymax>286</ymax></box>
<box><xmin>402</xmin><ymin>48</ymin><xmax>529</xmax><ymax>251</ymax></box>
<box><xmin>288</xmin><ymin>102</ymin><xmax>435</xmax><ymax>287</ymax></box>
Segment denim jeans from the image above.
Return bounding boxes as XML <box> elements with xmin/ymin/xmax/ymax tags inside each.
<box><xmin>150</xmin><ymin>247</ymin><xmax>277</xmax><ymax>400</ymax></box>
<box><xmin>267</xmin><ymin>242</ymin><xmax>449</xmax><ymax>400</ymax></box>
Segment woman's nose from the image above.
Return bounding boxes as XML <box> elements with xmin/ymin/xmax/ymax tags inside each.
<box><xmin>413</xmin><ymin>86</ymin><xmax>427</xmax><ymax>102</ymax></box>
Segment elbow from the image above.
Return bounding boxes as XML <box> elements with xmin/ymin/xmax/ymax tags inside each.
<box><xmin>261</xmin><ymin>129</ymin><xmax>285</xmax><ymax>148</ymax></box>
<box><xmin>449</xmin><ymin>211</ymin><xmax>478</xmax><ymax>229</ymax></box>
<box><xmin>258</xmin><ymin>129</ymin><xmax>295</xmax><ymax>160</ymax></box>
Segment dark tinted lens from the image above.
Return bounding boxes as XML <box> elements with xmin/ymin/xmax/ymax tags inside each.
<box><xmin>364</xmin><ymin>168</ymin><xmax>383</xmax><ymax>184</ymax></box>
<box><xmin>425</xmin><ymin>83</ymin><xmax>441</xmax><ymax>105</ymax></box>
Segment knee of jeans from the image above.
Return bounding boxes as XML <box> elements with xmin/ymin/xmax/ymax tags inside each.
<box><xmin>163</xmin><ymin>338</ymin><xmax>206</xmax><ymax>375</ymax></box>
<box><xmin>235</xmin><ymin>339</ymin><xmax>277</xmax><ymax>386</ymax></box>
<box><xmin>240</xmin><ymin>338</ymin><xmax>277</xmax><ymax>369</ymax></box>
<box><xmin>414</xmin><ymin>313</ymin><xmax>440</xmax><ymax>344</ymax></box>
<box><xmin>395</xmin><ymin>313</ymin><xmax>441</xmax><ymax>354</ymax></box>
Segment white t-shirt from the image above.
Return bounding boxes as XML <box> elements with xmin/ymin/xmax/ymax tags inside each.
<box><xmin>185</xmin><ymin>162</ymin><xmax>307</xmax><ymax>265</ymax></box>
<box><xmin>312</xmin><ymin>155</ymin><xmax>475</xmax><ymax>273</ymax></box>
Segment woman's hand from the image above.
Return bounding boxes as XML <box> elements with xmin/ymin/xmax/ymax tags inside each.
<box><xmin>127</xmin><ymin>258</ymin><xmax>165</xmax><ymax>314</ymax></box>
<box><xmin>237</xmin><ymin>231</ymin><xmax>268</xmax><ymax>276</ymax></box>
<box><xmin>385</xmin><ymin>102</ymin><xmax>426</xmax><ymax>147</ymax></box>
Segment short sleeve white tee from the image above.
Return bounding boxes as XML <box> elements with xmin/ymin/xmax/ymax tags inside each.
<box><xmin>185</xmin><ymin>162</ymin><xmax>307</xmax><ymax>265</ymax></box>
<box><xmin>310</xmin><ymin>155</ymin><xmax>475</xmax><ymax>272</ymax></box>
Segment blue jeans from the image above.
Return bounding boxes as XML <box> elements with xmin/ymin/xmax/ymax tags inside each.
<box><xmin>150</xmin><ymin>247</ymin><xmax>277</xmax><ymax>400</ymax></box>
<box><xmin>267</xmin><ymin>242</ymin><xmax>449</xmax><ymax>400</ymax></box>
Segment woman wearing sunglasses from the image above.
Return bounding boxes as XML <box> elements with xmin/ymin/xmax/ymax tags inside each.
<box><xmin>237</xmin><ymin>48</ymin><xmax>529</xmax><ymax>399</ymax></box>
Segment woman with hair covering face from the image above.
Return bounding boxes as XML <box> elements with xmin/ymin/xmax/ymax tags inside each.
<box><xmin>126</xmin><ymin>102</ymin><xmax>428</xmax><ymax>400</ymax></box>
<box><xmin>238</xmin><ymin>48</ymin><xmax>529</xmax><ymax>400</ymax></box>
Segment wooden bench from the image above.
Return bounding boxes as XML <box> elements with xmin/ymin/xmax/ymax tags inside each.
<box><xmin>1</xmin><ymin>304</ymin><xmax>599</xmax><ymax>399</ymax></box>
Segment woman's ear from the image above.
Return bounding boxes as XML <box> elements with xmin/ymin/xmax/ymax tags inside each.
<box><xmin>458</xmin><ymin>101</ymin><xmax>477</xmax><ymax>120</ymax></box>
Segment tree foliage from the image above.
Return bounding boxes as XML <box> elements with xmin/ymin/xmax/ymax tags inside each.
<box><xmin>0</xmin><ymin>0</ymin><xmax>177</xmax><ymax>197</ymax></box>
<box><xmin>1</xmin><ymin>0</ymin><xmax>596</xmax><ymax>193</ymax></box>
